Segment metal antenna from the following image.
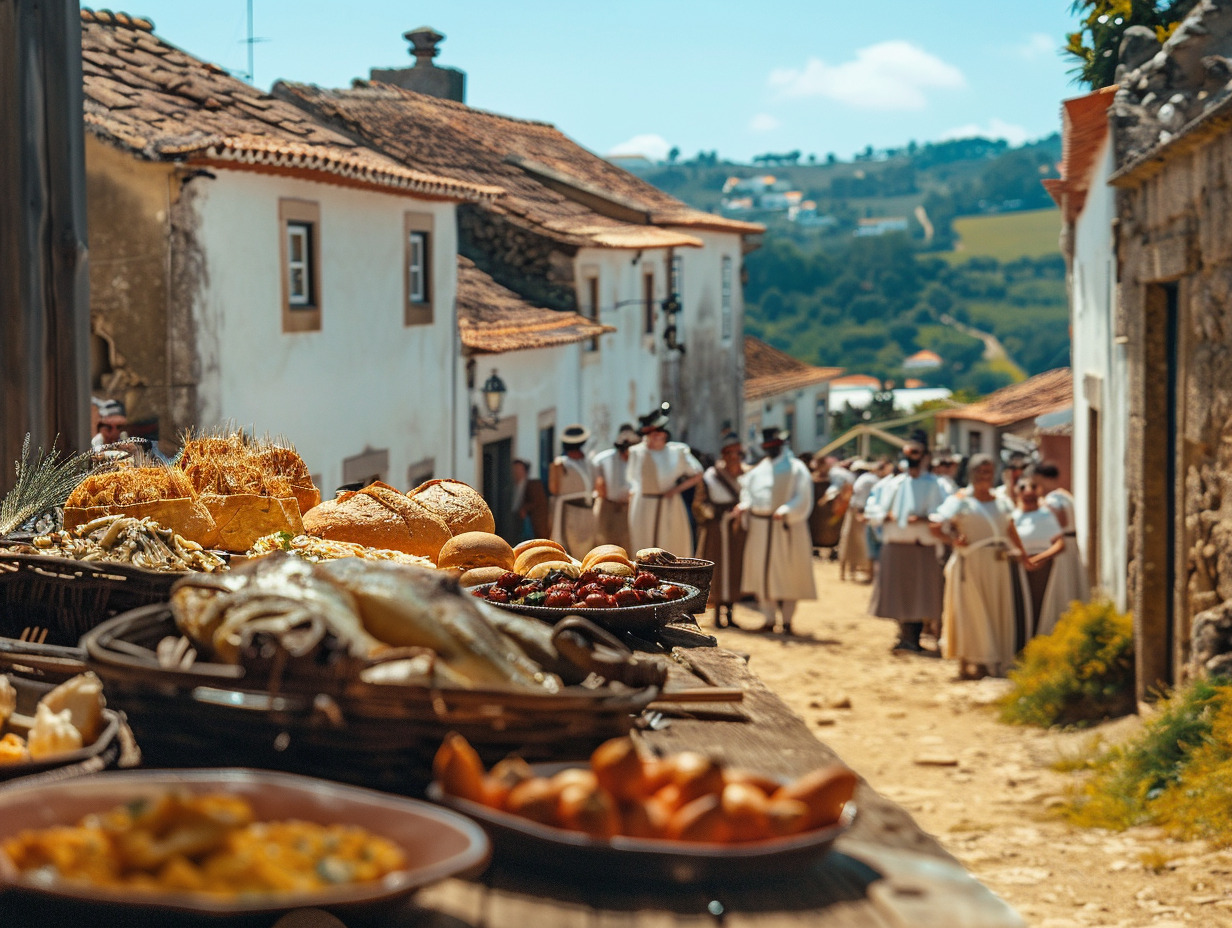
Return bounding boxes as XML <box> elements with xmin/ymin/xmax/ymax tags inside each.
<box><xmin>239</xmin><ymin>0</ymin><xmax>270</xmax><ymax>84</ymax></box>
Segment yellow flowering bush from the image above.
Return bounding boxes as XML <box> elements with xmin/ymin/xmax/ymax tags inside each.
<box><xmin>998</xmin><ymin>598</ymin><xmax>1135</xmax><ymax>728</ymax></box>
<box><xmin>1062</xmin><ymin>677</ymin><xmax>1232</xmax><ymax>841</ymax></box>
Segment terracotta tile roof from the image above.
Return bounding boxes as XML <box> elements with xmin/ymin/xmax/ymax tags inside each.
<box><xmin>1043</xmin><ymin>86</ymin><xmax>1115</xmax><ymax>222</ymax></box>
<box><xmin>934</xmin><ymin>367</ymin><xmax>1072</xmax><ymax>427</ymax></box>
<box><xmin>79</xmin><ymin>9</ymin><xmax>498</xmax><ymax>202</ymax></box>
<box><xmin>830</xmin><ymin>374</ymin><xmax>883</xmax><ymax>389</ymax></box>
<box><xmin>743</xmin><ymin>336</ymin><xmax>843</xmax><ymax>401</ymax></box>
<box><xmin>457</xmin><ymin>257</ymin><xmax>614</xmax><ymax>354</ymax></box>
<box><xmin>275</xmin><ymin>81</ymin><xmax>762</xmax><ymax>249</ymax></box>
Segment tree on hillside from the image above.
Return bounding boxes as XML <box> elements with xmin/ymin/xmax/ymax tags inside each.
<box><xmin>1066</xmin><ymin>0</ymin><xmax>1199</xmax><ymax>89</ymax></box>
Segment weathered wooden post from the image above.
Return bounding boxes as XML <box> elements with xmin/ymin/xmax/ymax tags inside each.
<box><xmin>0</xmin><ymin>0</ymin><xmax>90</xmax><ymax>493</ymax></box>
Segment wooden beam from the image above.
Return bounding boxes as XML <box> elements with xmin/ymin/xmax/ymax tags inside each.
<box><xmin>0</xmin><ymin>0</ymin><xmax>90</xmax><ymax>494</ymax></box>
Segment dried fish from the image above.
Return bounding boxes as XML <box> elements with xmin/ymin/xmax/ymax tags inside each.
<box><xmin>21</xmin><ymin>516</ymin><xmax>226</xmax><ymax>573</ymax></box>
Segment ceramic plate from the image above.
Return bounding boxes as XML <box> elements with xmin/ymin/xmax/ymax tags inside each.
<box><xmin>0</xmin><ymin>768</ymin><xmax>489</xmax><ymax>918</ymax></box>
<box><xmin>428</xmin><ymin>768</ymin><xmax>853</xmax><ymax>885</ymax></box>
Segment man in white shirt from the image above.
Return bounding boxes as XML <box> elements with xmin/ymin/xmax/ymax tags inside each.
<box><xmin>734</xmin><ymin>427</ymin><xmax>817</xmax><ymax>634</ymax></box>
<box><xmin>549</xmin><ymin>425</ymin><xmax>597</xmax><ymax>554</ymax></box>
<box><xmin>592</xmin><ymin>424</ymin><xmax>639</xmax><ymax>551</ymax></box>
<box><xmin>865</xmin><ymin>430</ymin><xmax>948</xmax><ymax>653</ymax></box>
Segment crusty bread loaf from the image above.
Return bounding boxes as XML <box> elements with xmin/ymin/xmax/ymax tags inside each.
<box><xmin>581</xmin><ymin>545</ymin><xmax>630</xmax><ymax>569</ymax></box>
<box><xmin>408</xmin><ymin>479</ymin><xmax>496</xmax><ymax>536</ymax></box>
<box><xmin>437</xmin><ymin>531</ymin><xmax>516</xmax><ymax>572</ymax></box>
<box><xmin>302</xmin><ymin>482</ymin><xmax>451</xmax><ymax>561</ymax></box>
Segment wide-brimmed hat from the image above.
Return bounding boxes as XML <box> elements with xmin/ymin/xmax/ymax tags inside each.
<box><xmin>561</xmin><ymin>424</ymin><xmax>590</xmax><ymax>446</ymax></box>
<box><xmin>615</xmin><ymin>424</ymin><xmax>640</xmax><ymax>446</ymax></box>
<box><xmin>638</xmin><ymin>402</ymin><xmax>671</xmax><ymax>434</ymax></box>
<box><xmin>761</xmin><ymin>426</ymin><xmax>788</xmax><ymax>447</ymax></box>
<box><xmin>719</xmin><ymin>430</ymin><xmax>742</xmax><ymax>452</ymax></box>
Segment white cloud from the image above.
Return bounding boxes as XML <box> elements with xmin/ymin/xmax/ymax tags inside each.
<box><xmin>940</xmin><ymin>118</ymin><xmax>1032</xmax><ymax>147</ymax></box>
<box><xmin>749</xmin><ymin>113</ymin><xmax>780</xmax><ymax>132</ymax></box>
<box><xmin>768</xmin><ymin>41</ymin><xmax>965</xmax><ymax>110</ymax></box>
<box><xmin>607</xmin><ymin>133</ymin><xmax>672</xmax><ymax>161</ymax></box>
<box><xmin>1016</xmin><ymin>33</ymin><xmax>1056</xmax><ymax>60</ymax></box>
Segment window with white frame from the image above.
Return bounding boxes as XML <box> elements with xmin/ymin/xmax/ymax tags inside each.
<box><xmin>815</xmin><ymin>395</ymin><xmax>828</xmax><ymax>438</ymax></box>
<box><xmin>670</xmin><ymin>254</ymin><xmax>683</xmax><ymax>305</ymax></box>
<box><xmin>584</xmin><ymin>275</ymin><xmax>600</xmax><ymax>352</ymax></box>
<box><xmin>408</xmin><ymin>231</ymin><xmax>428</xmax><ymax>303</ymax></box>
<box><xmin>279</xmin><ymin>199</ymin><xmax>321</xmax><ymax>333</ymax></box>
<box><xmin>286</xmin><ymin>222</ymin><xmax>312</xmax><ymax>306</ymax></box>
<box><xmin>404</xmin><ymin>212</ymin><xmax>434</xmax><ymax>325</ymax></box>
<box><xmin>720</xmin><ymin>255</ymin><xmax>733</xmax><ymax>340</ymax></box>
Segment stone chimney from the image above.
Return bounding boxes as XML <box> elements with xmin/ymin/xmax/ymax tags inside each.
<box><xmin>370</xmin><ymin>26</ymin><xmax>465</xmax><ymax>102</ymax></box>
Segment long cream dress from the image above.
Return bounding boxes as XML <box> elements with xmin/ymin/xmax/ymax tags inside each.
<box><xmin>627</xmin><ymin>442</ymin><xmax>702</xmax><ymax>556</ymax></box>
<box><xmin>739</xmin><ymin>453</ymin><xmax>817</xmax><ymax>604</ymax></box>
<box><xmin>1039</xmin><ymin>489</ymin><xmax>1090</xmax><ymax>634</ymax></box>
<box><xmin>935</xmin><ymin>492</ymin><xmax>1032</xmax><ymax>673</ymax></box>
<box><xmin>550</xmin><ymin>456</ymin><xmax>596</xmax><ymax>555</ymax></box>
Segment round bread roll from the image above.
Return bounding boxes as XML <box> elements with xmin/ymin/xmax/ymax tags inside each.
<box><xmin>437</xmin><ymin>531</ymin><xmax>516</xmax><ymax>572</ymax></box>
<box><xmin>409</xmin><ymin>479</ymin><xmax>495</xmax><ymax>536</ymax></box>
<box><xmin>584</xmin><ymin>551</ymin><xmax>635</xmax><ymax>572</ymax></box>
<box><xmin>581</xmin><ymin>544</ymin><xmax>630</xmax><ymax>569</ymax></box>
<box><xmin>303</xmin><ymin>483</ymin><xmax>451</xmax><ymax>560</ymax></box>
<box><xmin>591</xmin><ymin>561</ymin><xmax>635</xmax><ymax>578</ymax></box>
<box><xmin>458</xmin><ymin>565</ymin><xmax>511</xmax><ymax>588</ymax></box>
<box><xmin>513</xmin><ymin>537</ymin><xmax>566</xmax><ymax>558</ymax></box>
<box><xmin>515</xmin><ymin>544</ymin><xmax>572</xmax><ymax>575</ymax></box>
<box><xmin>525</xmin><ymin>561</ymin><xmax>581</xmax><ymax>580</ymax></box>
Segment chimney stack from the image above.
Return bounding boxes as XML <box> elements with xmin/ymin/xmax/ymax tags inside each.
<box><xmin>370</xmin><ymin>26</ymin><xmax>465</xmax><ymax>102</ymax></box>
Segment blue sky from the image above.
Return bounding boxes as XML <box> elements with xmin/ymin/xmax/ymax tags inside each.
<box><xmin>96</xmin><ymin>1</ymin><xmax>1084</xmax><ymax>162</ymax></box>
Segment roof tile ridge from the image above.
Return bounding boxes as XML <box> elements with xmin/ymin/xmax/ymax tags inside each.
<box><xmin>357</xmin><ymin>79</ymin><xmax>560</xmax><ymax>130</ymax></box>
<box><xmin>81</xmin><ymin>8</ymin><xmax>155</xmax><ymax>31</ymax></box>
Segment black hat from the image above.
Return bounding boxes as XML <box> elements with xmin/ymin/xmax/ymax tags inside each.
<box><xmin>905</xmin><ymin>428</ymin><xmax>930</xmax><ymax>451</ymax></box>
<box><xmin>761</xmin><ymin>426</ymin><xmax>788</xmax><ymax>447</ymax></box>
<box><xmin>638</xmin><ymin>402</ymin><xmax>671</xmax><ymax>434</ymax></box>
<box><xmin>719</xmin><ymin>429</ymin><xmax>742</xmax><ymax>451</ymax></box>
<box><xmin>95</xmin><ymin>398</ymin><xmax>126</xmax><ymax>420</ymax></box>
<box><xmin>561</xmin><ymin>424</ymin><xmax>590</xmax><ymax>446</ymax></box>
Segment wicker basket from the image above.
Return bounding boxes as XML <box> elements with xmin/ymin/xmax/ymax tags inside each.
<box><xmin>634</xmin><ymin>558</ymin><xmax>714</xmax><ymax>615</ymax></box>
<box><xmin>81</xmin><ymin>605</ymin><xmax>660</xmax><ymax>796</ymax></box>
<box><xmin>0</xmin><ymin>550</ymin><xmax>179</xmax><ymax>645</ymax></box>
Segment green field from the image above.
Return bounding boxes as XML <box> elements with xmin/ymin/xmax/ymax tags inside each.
<box><xmin>946</xmin><ymin>208</ymin><xmax>1062</xmax><ymax>262</ymax></box>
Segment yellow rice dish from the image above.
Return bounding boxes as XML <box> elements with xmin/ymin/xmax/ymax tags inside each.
<box><xmin>2</xmin><ymin>791</ymin><xmax>406</xmax><ymax>895</ymax></box>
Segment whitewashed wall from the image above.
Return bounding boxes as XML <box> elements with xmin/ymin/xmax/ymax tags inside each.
<box><xmin>574</xmin><ymin>245</ymin><xmax>674</xmax><ymax>449</ymax></box>
<box><xmin>1070</xmin><ymin>140</ymin><xmax>1127</xmax><ymax>609</ymax></box>
<box><xmin>667</xmin><ymin>230</ymin><xmax>747</xmax><ymax>453</ymax></box>
<box><xmin>191</xmin><ymin>170</ymin><xmax>461</xmax><ymax>493</ymax></box>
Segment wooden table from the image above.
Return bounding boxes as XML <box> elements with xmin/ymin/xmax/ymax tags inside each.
<box><xmin>406</xmin><ymin>647</ymin><xmax>1025</xmax><ymax>928</ymax></box>
<box><xmin>4</xmin><ymin>647</ymin><xmax>1024</xmax><ymax>928</ymax></box>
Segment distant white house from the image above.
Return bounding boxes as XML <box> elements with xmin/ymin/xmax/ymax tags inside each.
<box><xmin>902</xmin><ymin>349</ymin><xmax>943</xmax><ymax>372</ymax></box>
<box><xmin>854</xmin><ymin>217</ymin><xmax>910</xmax><ymax>237</ymax></box>
<box><xmin>1044</xmin><ymin>86</ymin><xmax>1124</xmax><ymax>607</ymax></box>
<box><xmin>722</xmin><ymin>175</ymin><xmax>791</xmax><ymax>195</ymax></box>
<box><xmin>758</xmin><ymin>190</ymin><xmax>804</xmax><ymax>211</ymax></box>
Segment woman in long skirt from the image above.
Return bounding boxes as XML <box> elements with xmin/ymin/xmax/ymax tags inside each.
<box><xmin>931</xmin><ymin>454</ymin><xmax>1033</xmax><ymax>679</ymax></box>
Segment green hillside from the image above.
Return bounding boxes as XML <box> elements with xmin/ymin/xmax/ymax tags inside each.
<box><xmin>947</xmin><ymin>209</ymin><xmax>1063</xmax><ymax>262</ymax></box>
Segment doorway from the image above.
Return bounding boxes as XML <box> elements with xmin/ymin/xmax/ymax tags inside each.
<box><xmin>482</xmin><ymin>437</ymin><xmax>514</xmax><ymax>540</ymax></box>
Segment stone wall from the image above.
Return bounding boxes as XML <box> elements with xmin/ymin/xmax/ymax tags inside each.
<box><xmin>1118</xmin><ymin>126</ymin><xmax>1232</xmax><ymax>691</ymax></box>
<box><xmin>458</xmin><ymin>205</ymin><xmax>579</xmax><ymax>312</ymax></box>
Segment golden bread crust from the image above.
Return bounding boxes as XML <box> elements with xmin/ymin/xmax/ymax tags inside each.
<box><xmin>408</xmin><ymin>479</ymin><xmax>496</xmax><ymax>535</ymax></box>
<box><xmin>302</xmin><ymin>482</ymin><xmax>451</xmax><ymax>560</ymax></box>
<box><xmin>437</xmin><ymin>531</ymin><xmax>516</xmax><ymax>571</ymax></box>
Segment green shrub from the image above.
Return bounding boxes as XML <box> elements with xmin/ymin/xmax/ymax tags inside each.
<box><xmin>998</xmin><ymin>598</ymin><xmax>1135</xmax><ymax>728</ymax></box>
<box><xmin>1062</xmin><ymin>677</ymin><xmax>1230</xmax><ymax>835</ymax></box>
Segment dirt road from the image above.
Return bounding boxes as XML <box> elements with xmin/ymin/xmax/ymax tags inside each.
<box><xmin>713</xmin><ymin>559</ymin><xmax>1232</xmax><ymax>927</ymax></box>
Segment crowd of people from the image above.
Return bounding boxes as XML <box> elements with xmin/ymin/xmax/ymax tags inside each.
<box><xmin>828</xmin><ymin>433</ymin><xmax>1089</xmax><ymax>679</ymax></box>
<box><xmin>527</xmin><ymin>410</ymin><xmax>1090</xmax><ymax>680</ymax></box>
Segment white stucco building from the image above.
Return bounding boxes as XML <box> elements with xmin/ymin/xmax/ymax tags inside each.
<box><xmin>278</xmin><ymin>78</ymin><xmax>762</xmax><ymax>528</ymax></box>
<box><xmin>742</xmin><ymin>336</ymin><xmax>842</xmax><ymax>454</ymax></box>
<box><xmin>1044</xmin><ymin>87</ymin><xmax>1126</xmax><ymax>608</ymax></box>
<box><xmin>81</xmin><ymin>11</ymin><xmax>498</xmax><ymax>495</ymax></box>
